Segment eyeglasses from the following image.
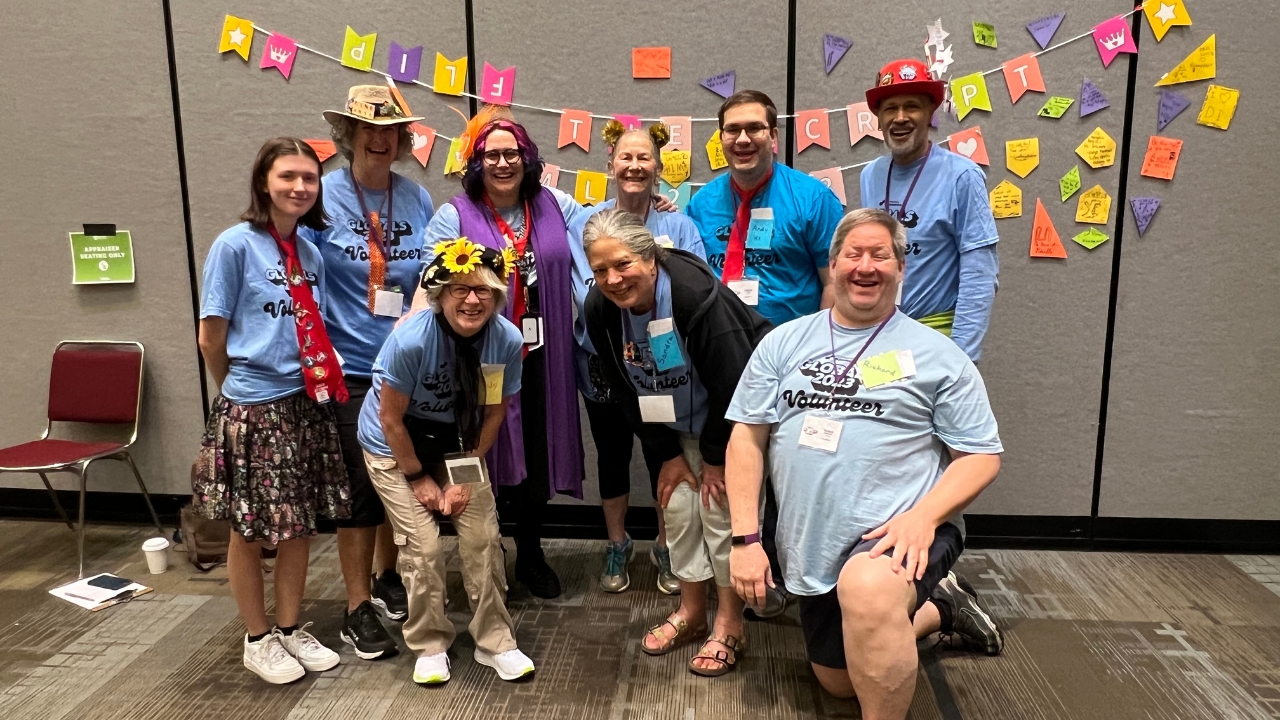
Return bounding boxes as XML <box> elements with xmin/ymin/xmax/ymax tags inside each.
<box><xmin>720</xmin><ymin>123</ymin><xmax>772</xmax><ymax>140</ymax></box>
<box><xmin>482</xmin><ymin>149</ymin><xmax>522</xmax><ymax>166</ymax></box>
<box><xmin>445</xmin><ymin>285</ymin><xmax>494</xmax><ymax>300</ymax></box>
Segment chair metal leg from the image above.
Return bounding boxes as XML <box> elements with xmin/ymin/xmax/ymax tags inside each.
<box><xmin>77</xmin><ymin>463</ymin><xmax>88</xmax><ymax>579</ymax></box>
<box><xmin>120</xmin><ymin>453</ymin><xmax>165</xmax><ymax>536</ymax></box>
<box><xmin>39</xmin><ymin>472</ymin><xmax>75</xmax><ymax>531</ymax></box>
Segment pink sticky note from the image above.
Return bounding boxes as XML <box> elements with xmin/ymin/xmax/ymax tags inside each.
<box><xmin>480</xmin><ymin>63</ymin><xmax>516</xmax><ymax>106</ymax></box>
<box><xmin>845</xmin><ymin>102</ymin><xmax>882</xmax><ymax>145</ymax></box>
<box><xmin>809</xmin><ymin>167</ymin><xmax>847</xmax><ymax>205</ymax></box>
<box><xmin>1092</xmin><ymin>16</ymin><xmax>1136</xmax><ymax>68</ymax></box>
<box><xmin>540</xmin><ymin>163</ymin><xmax>561</xmax><ymax>189</ymax></box>
<box><xmin>795</xmin><ymin>109</ymin><xmax>831</xmax><ymax>152</ymax></box>
<box><xmin>613</xmin><ymin>114</ymin><xmax>642</xmax><ymax>131</ymax></box>
<box><xmin>558</xmin><ymin>110</ymin><xmax>592</xmax><ymax>151</ymax></box>
<box><xmin>408</xmin><ymin>123</ymin><xmax>435</xmax><ymax>168</ymax></box>
<box><xmin>660</xmin><ymin>116</ymin><xmax>692</xmax><ymax>151</ymax></box>
<box><xmin>260</xmin><ymin>34</ymin><xmax>298</xmax><ymax>79</ymax></box>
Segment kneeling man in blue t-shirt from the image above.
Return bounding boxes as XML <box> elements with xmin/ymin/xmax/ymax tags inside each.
<box><xmin>724</xmin><ymin>208</ymin><xmax>1004</xmax><ymax>718</ymax></box>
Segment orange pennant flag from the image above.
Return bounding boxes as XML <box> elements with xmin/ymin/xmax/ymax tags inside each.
<box><xmin>408</xmin><ymin>124</ymin><xmax>435</xmax><ymax>168</ymax></box>
<box><xmin>1030</xmin><ymin>198</ymin><xmax>1067</xmax><ymax>258</ymax></box>
<box><xmin>795</xmin><ymin>109</ymin><xmax>831</xmax><ymax>152</ymax></box>
<box><xmin>304</xmin><ymin>139</ymin><xmax>337</xmax><ymax>163</ymax></box>
<box><xmin>558</xmin><ymin>110</ymin><xmax>593</xmax><ymax>151</ymax></box>
<box><xmin>1002</xmin><ymin>53</ymin><xmax>1046</xmax><ymax>104</ymax></box>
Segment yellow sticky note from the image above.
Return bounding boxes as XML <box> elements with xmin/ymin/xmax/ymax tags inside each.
<box><xmin>482</xmin><ymin>364</ymin><xmax>504</xmax><ymax>405</ymax></box>
<box><xmin>1144</xmin><ymin>0</ymin><xmax>1192</xmax><ymax>42</ymax></box>
<box><xmin>340</xmin><ymin>27</ymin><xmax>376</xmax><ymax>72</ymax></box>
<box><xmin>989</xmin><ymin>180</ymin><xmax>1023</xmax><ymax>219</ymax></box>
<box><xmin>1197</xmin><ymin>84</ymin><xmax>1240</xmax><ymax>131</ymax></box>
<box><xmin>442</xmin><ymin>137</ymin><xmax>465</xmax><ymax>175</ymax></box>
<box><xmin>218</xmin><ymin>15</ymin><xmax>255</xmax><ymax>61</ymax></box>
<box><xmin>660</xmin><ymin>149</ymin><xmax>692</xmax><ymax>187</ymax></box>
<box><xmin>950</xmin><ymin>72</ymin><xmax>992</xmax><ymax>121</ymax></box>
<box><xmin>575</xmin><ymin>170</ymin><xmax>609</xmax><ymax>206</ymax></box>
<box><xmin>858</xmin><ymin>350</ymin><xmax>913</xmax><ymax>389</ymax></box>
<box><xmin>706</xmin><ymin>131</ymin><xmax>728</xmax><ymax>170</ymax></box>
<box><xmin>1155</xmin><ymin>34</ymin><xmax>1214</xmax><ymax>86</ymax></box>
<box><xmin>1005</xmin><ymin>138</ymin><xmax>1039</xmax><ymax>178</ymax></box>
<box><xmin>1075</xmin><ymin>127</ymin><xmax>1117</xmax><ymax>169</ymax></box>
<box><xmin>433</xmin><ymin>53</ymin><xmax>468</xmax><ymax>96</ymax></box>
<box><xmin>1075</xmin><ymin>185</ymin><xmax>1112</xmax><ymax>225</ymax></box>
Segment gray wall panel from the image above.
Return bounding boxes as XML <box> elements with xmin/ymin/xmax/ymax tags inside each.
<box><xmin>1101</xmin><ymin>12</ymin><xmax>1276</xmax><ymax>519</ymax></box>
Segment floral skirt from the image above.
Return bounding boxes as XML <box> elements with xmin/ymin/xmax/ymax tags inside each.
<box><xmin>192</xmin><ymin>393</ymin><xmax>350</xmax><ymax>543</ymax></box>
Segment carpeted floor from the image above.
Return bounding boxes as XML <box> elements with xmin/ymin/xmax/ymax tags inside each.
<box><xmin>1</xmin><ymin>519</ymin><xmax>1278</xmax><ymax>719</ymax></box>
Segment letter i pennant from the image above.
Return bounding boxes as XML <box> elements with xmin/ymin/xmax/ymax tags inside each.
<box><xmin>219</xmin><ymin>15</ymin><xmax>255</xmax><ymax>61</ymax></box>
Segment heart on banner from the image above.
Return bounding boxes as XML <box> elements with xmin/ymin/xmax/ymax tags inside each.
<box><xmin>946</xmin><ymin>126</ymin><xmax>989</xmax><ymax>166</ymax></box>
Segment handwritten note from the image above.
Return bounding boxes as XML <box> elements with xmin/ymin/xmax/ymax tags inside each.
<box><xmin>1080</xmin><ymin>78</ymin><xmax>1110</xmax><ymax>117</ymax></box>
<box><xmin>1075</xmin><ymin>185</ymin><xmax>1112</xmax><ymax>225</ymax></box>
<box><xmin>660</xmin><ymin>149</ymin><xmax>691</xmax><ymax>187</ymax></box>
<box><xmin>990</xmin><ymin>180</ymin><xmax>1023</xmax><ymax>219</ymax></box>
<box><xmin>1005</xmin><ymin>138</ymin><xmax>1040</xmax><ymax>178</ymax></box>
<box><xmin>1075</xmin><ymin>127</ymin><xmax>1117</xmax><ymax>169</ymax></box>
<box><xmin>1130</xmin><ymin>197</ymin><xmax>1162</xmax><ymax>237</ymax></box>
<box><xmin>632</xmin><ymin>47</ymin><xmax>672</xmax><ymax>79</ymax></box>
<box><xmin>1158</xmin><ymin>89</ymin><xmax>1191</xmax><ymax>131</ymax></box>
<box><xmin>1038</xmin><ymin>96</ymin><xmax>1075</xmax><ymax>118</ymax></box>
<box><xmin>700</xmin><ymin>70</ymin><xmax>736</xmax><ymax>98</ymax></box>
<box><xmin>1140</xmin><ymin>136</ymin><xmax>1183</xmax><ymax>180</ymax></box>
<box><xmin>1156</xmin><ymin>34</ymin><xmax>1215</xmax><ymax>86</ymax></box>
<box><xmin>1031</xmin><ymin>199</ymin><xmax>1067</xmax><ymax>259</ymax></box>
<box><xmin>706</xmin><ymin>130</ymin><xmax>728</xmax><ymax>170</ymax></box>
<box><xmin>1026</xmin><ymin>13</ymin><xmax>1065</xmax><ymax>50</ymax></box>
<box><xmin>824</xmin><ymin>34</ymin><xmax>853</xmax><ymax>74</ymax></box>
<box><xmin>1058</xmin><ymin>166</ymin><xmax>1081</xmax><ymax>203</ymax></box>
<box><xmin>1197</xmin><ymin>84</ymin><xmax>1240</xmax><ymax>130</ymax></box>
<box><xmin>973</xmin><ymin>22</ymin><xmax>997</xmax><ymax>48</ymax></box>
<box><xmin>1072</xmin><ymin>228</ymin><xmax>1110</xmax><ymax>250</ymax></box>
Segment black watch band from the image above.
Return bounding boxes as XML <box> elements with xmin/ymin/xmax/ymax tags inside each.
<box><xmin>732</xmin><ymin>532</ymin><xmax>761</xmax><ymax>546</ymax></box>
<box><xmin>404</xmin><ymin>468</ymin><xmax>430</xmax><ymax>483</ymax></box>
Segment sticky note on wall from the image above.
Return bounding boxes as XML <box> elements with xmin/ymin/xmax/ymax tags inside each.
<box><xmin>632</xmin><ymin>47</ymin><xmax>672</xmax><ymax>79</ymax></box>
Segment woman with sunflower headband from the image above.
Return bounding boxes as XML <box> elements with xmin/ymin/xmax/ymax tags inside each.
<box><xmin>358</xmin><ymin>237</ymin><xmax>534</xmax><ymax>684</ymax></box>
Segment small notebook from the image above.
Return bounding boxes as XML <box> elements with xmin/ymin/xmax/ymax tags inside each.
<box><xmin>50</xmin><ymin>573</ymin><xmax>153</xmax><ymax>611</ymax></box>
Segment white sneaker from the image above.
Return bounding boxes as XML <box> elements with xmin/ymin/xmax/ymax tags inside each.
<box><xmin>474</xmin><ymin>647</ymin><xmax>535</xmax><ymax>681</ymax></box>
<box><xmin>276</xmin><ymin>624</ymin><xmax>341</xmax><ymax>672</ymax></box>
<box><xmin>413</xmin><ymin>652</ymin><xmax>451</xmax><ymax>685</ymax></box>
<box><xmin>243</xmin><ymin>632</ymin><xmax>305</xmax><ymax>684</ymax></box>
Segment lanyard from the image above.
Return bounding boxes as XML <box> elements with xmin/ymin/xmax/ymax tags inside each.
<box><xmin>350</xmin><ymin>168</ymin><xmax>394</xmax><ymax>255</ymax></box>
<box><xmin>827</xmin><ymin>309</ymin><xmax>894</xmax><ymax>403</ymax></box>
<box><xmin>882</xmin><ymin>143</ymin><xmax>931</xmax><ymax>223</ymax></box>
<box><xmin>484</xmin><ymin>197</ymin><xmax>531</xmax><ymax>255</ymax></box>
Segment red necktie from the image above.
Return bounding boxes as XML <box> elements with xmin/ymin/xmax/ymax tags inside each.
<box><xmin>721</xmin><ymin>166</ymin><xmax>773</xmax><ymax>284</ymax></box>
<box><xmin>269</xmin><ymin>224</ymin><xmax>349</xmax><ymax>404</ymax></box>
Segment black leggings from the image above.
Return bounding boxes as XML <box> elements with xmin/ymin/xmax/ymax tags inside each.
<box><xmin>582</xmin><ymin>397</ymin><xmax>663</xmax><ymax>501</ymax></box>
<box><xmin>497</xmin><ymin>347</ymin><xmax>550</xmax><ymax>548</ymax></box>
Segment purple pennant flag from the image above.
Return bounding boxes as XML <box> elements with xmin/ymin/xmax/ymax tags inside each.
<box><xmin>387</xmin><ymin>42</ymin><xmax>423</xmax><ymax>83</ymax></box>
<box><xmin>700</xmin><ymin>70</ymin><xmax>736</xmax><ymax>99</ymax></box>
<box><xmin>1157</xmin><ymin>89</ymin><xmax>1191</xmax><ymax>131</ymax></box>
<box><xmin>1080</xmin><ymin>78</ymin><xmax>1109</xmax><ymax>117</ymax></box>
<box><xmin>1130</xmin><ymin>197</ymin><xmax>1161</xmax><ymax>237</ymax></box>
<box><xmin>823</xmin><ymin>34</ymin><xmax>853</xmax><ymax>74</ymax></box>
<box><xmin>1027</xmin><ymin>12</ymin><xmax>1065</xmax><ymax>50</ymax></box>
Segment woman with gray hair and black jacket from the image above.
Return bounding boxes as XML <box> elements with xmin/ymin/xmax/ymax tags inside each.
<box><xmin>583</xmin><ymin>208</ymin><xmax>771</xmax><ymax>677</ymax></box>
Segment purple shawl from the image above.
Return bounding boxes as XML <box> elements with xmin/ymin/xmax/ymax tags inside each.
<box><xmin>449</xmin><ymin>191</ymin><xmax>584</xmax><ymax>499</ymax></box>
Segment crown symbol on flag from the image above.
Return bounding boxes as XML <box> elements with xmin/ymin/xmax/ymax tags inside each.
<box><xmin>1100</xmin><ymin>30</ymin><xmax>1126</xmax><ymax>51</ymax></box>
<box><xmin>270</xmin><ymin>46</ymin><xmax>293</xmax><ymax>63</ymax></box>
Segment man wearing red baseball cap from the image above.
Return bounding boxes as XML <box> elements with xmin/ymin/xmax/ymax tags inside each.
<box><xmin>860</xmin><ymin>58</ymin><xmax>1000</xmax><ymax>364</ymax></box>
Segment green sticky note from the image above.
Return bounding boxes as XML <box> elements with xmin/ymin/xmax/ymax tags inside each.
<box><xmin>69</xmin><ymin>231</ymin><xmax>135</xmax><ymax>284</ymax></box>
<box><xmin>1072</xmin><ymin>228</ymin><xmax>1110</xmax><ymax>250</ymax></box>
<box><xmin>1038</xmin><ymin>96</ymin><xmax>1075</xmax><ymax>118</ymax></box>
<box><xmin>972</xmin><ymin>22</ymin><xmax>997</xmax><ymax>48</ymax></box>
<box><xmin>1060</xmin><ymin>166</ymin><xmax>1081</xmax><ymax>202</ymax></box>
<box><xmin>859</xmin><ymin>350</ymin><xmax>910</xmax><ymax>389</ymax></box>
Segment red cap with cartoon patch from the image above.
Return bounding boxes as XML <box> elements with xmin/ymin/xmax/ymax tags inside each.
<box><xmin>865</xmin><ymin>58</ymin><xmax>946</xmax><ymax>113</ymax></box>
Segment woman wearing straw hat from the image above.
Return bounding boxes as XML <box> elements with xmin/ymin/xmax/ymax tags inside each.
<box><xmin>303</xmin><ymin>83</ymin><xmax>435</xmax><ymax>661</ymax></box>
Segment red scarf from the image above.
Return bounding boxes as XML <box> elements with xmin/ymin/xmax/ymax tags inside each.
<box><xmin>722</xmin><ymin>166</ymin><xmax>774</xmax><ymax>284</ymax></box>
<box><xmin>268</xmin><ymin>223</ymin><xmax>348</xmax><ymax>404</ymax></box>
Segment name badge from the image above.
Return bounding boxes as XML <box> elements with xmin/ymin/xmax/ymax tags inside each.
<box><xmin>798</xmin><ymin>414</ymin><xmax>842</xmax><ymax>452</ymax></box>
<box><xmin>858</xmin><ymin>350</ymin><xmax>916</xmax><ymax>389</ymax></box>
<box><xmin>638</xmin><ymin>395</ymin><xmax>677</xmax><ymax>423</ymax></box>
<box><xmin>746</xmin><ymin>208</ymin><xmax>775</xmax><ymax>250</ymax></box>
<box><xmin>655</xmin><ymin>234</ymin><xmax>675</xmax><ymax>249</ymax></box>
<box><xmin>646</xmin><ymin>318</ymin><xmax>684</xmax><ymax>372</ymax></box>
<box><xmin>373</xmin><ymin>288</ymin><xmax>404</xmax><ymax>318</ymax></box>
<box><xmin>444</xmin><ymin>453</ymin><xmax>488</xmax><ymax>485</ymax></box>
<box><xmin>521</xmin><ymin>313</ymin><xmax>544</xmax><ymax>350</ymax></box>
<box><xmin>728</xmin><ymin>278</ymin><xmax>760</xmax><ymax>306</ymax></box>
<box><xmin>481</xmin><ymin>363</ymin><xmax>504</xmax><ymax>405</ymax></box>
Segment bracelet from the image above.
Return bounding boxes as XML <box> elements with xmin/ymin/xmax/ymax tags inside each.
<box><xmin>731</xmin><ymin>532</ymin><xmax>761</xmax><ymax>546</ymax></box>
<box><xmin>404</xmin><ymin>468</ymin><xmax>430</xmax><ymax>483</ymax></box>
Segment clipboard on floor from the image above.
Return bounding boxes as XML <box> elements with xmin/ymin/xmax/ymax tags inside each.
<box><xmin>49</xmin><ymin>573</ymin><xmax>153</xmax><ymax>611</ymax></box>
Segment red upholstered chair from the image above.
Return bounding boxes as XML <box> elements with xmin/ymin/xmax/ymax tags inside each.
<box><xmin>0</xmin><ymin>341</ymin><xmax>164</xmax><ymax>577</ymax></box>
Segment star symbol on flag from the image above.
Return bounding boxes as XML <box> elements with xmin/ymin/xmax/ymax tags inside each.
<box><xmin>229</xmin><ymin>27</ymin><xmax>246</xmax><ymax>46</ymax></box>
<box><xmin>1155</xmin><ymin>3</ymin><xmax>1177</xmax><ymax>23</ymax></box>
<box><xmin>929</xmin><ymin>45</ymin><xmax>954</xmax><ymax>77</ymax></box>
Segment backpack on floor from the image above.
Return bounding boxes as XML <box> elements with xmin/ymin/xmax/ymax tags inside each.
<box><xmin>179</xmin><ymin>503</ymin><xmax>230</xmax><ymax>572</ymax></box>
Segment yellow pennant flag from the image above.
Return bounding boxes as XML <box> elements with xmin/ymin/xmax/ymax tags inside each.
<box><xmin>1144</xmin><ymin>0</ymin><xmax>1192</xmax><ymax>42</ymax></box>
<box><xmin>442</xmin><ymin>137</ymin><xmax>466</xmax><ymax>175</ymax></box>
<box><xmin>575</xmin><ymin>171</ymin><xmax>609</xmax><ymax>206</ymax></box>
<box><xmin>1155</xmin><ymin>34</ymin><xmax>1215</xmax><ymax>86</ymax></box>
<box><xmin>950</xmin><ymin>72</ymin><xmax>992</xmax><ymax>121</ymax></box>
<box><xmin>434</xmin><ymin>54</ymin><xmax>468</xmax><ymax>96</ymax></box>
<box><xmin>341</xmin><ymin>27</ymin><xmax>376</xmax><ymax>71</ymax></box>
<box><xmin>218</xmin><ymin>15</ymin><xmax>255</xmax><ymax>61</ymax></box>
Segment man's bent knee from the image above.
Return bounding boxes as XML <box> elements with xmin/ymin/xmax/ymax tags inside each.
<box><xmin>836</xmin><ymin>553</ymin><xmax>914</xmax><ymax>626</ymax></box>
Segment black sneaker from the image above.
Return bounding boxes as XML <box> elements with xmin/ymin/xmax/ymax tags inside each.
<box><xmin>371</xmin><ymin>570</ymin><xmax>408</xmax><ymax>622</ymax></box>
<box><xmin>515</xmin><ymin>545</ymin><xmax>561</xmax><ymax>599</ymax></box>
<box><xmin>339</xmin><ymin>600</ymin><xmax>399</xmax><ymax>660</ymax></box>
<box><xmin>932</xmin><ymin>571</ymin><xmax>1003</xmax><ymax>655</ymax></box>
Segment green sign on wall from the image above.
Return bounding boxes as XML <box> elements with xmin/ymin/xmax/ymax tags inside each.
<box><xmin>69</xmin><ymin>231</ymin><xmax>135</xmax><ymax>284</ymax></box>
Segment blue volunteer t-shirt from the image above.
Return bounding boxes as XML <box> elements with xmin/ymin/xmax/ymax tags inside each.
<box><xmin>686</xmin><ymin>161</ymin><xmax>844</xmax><ymax>326</ymax></box>
<box><xmin>357</xmin><ymin>309</ymin><xmax>524</xmax><ymax>457</ymax></box>
<box><xmin>200</xmin><ymin>222</ymin><xmax>326</xmax><ymax>405</ymax></box>
<box><xmin>619</xmin><ymin>269</ymin><xmax>709</xmax><ymax>435</ymax></box>
<box><xmin>301</xmin><ymin>168</ymin><xmax>434</xmax><ymax>377</ymax></box>
<box><xmin>859</xmin><ymin>144</ymin><xmax>998</xmax><ymax>321</ymax></box>
<box><xmin>726</xmin><ymin>309</ymin><xmax>1003</xmax><ymax>596</ymax></box>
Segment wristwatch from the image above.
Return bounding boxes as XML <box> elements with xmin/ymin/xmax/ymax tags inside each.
<box><xmin>404</xmin><ymin>468</ymin><xmax>430</xmax><ymax>482</ymax></box>
<box><xmin>731</xmin><ymin>532</ymin><xmax>761</xmax><ymax>546</ymax></box>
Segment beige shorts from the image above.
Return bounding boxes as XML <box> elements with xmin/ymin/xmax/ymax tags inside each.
<box><xmin>662</xmin><ymin>433</ymin><xmax>733</xmax><ymax>587</ymax></box>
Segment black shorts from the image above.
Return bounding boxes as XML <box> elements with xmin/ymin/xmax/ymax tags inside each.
<box><xmin>332</xmin><ymin>376</ymin><xmax>387</xmax><ymax>529</ymax></box>
<box><xmin>797</xmin><ymin>522</ymin><xmax>964</xmax><ymax>670</ymax></box>
<box><xmin>582</xmin><ymin>397</ymin><xmax>662</xmax><ymax>500</ymax></box>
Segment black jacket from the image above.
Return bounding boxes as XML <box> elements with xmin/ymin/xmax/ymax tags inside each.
<box><xmin>585</xmin><ymin>250</ymin><xmax>772</xmax><ymax>466</ymax></box>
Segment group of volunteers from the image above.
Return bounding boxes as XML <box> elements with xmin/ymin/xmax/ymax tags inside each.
<box><xmin>191</xmin><ymin>55</ymin><xmax>1004</xmax><ymax>720</ymax></box>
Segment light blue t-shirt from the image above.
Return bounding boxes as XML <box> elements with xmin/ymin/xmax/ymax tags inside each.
<box><xmin>859</xmin><ymin>144</ymin><xmax>999</xmax><ymax>323</ymax></box>
<box><xmin>301</xmin><ymin>168</ymin><xmax>434</xmax><ymax>377</ymax></box>
<box><xmin>619</xmin><ymin>269</ymin><xmax>709</xmax><ymax>435</ymax></box>
<box><xmin>357</xmin><ymin>309</ymin><xmax>524</xmax><ymax>457</ymax></box>
<box><xmin>200</xmin><ymin>222</ymin><xmax>327</xmax><ymax>405</ymax></box>
<box><xmin>726</xmin><ymin>309</ymin><xmax>1003</xmax><ymax>596</ymax></box>
<box><xmin>686</xmin><ymin>162</ymin><xmax>844</xmax><ymax>326</ymax></box>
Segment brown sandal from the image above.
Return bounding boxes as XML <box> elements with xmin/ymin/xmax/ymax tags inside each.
<box><xmin>641</xmin><ymin>614</ymin><xmax>707</xmax><ymax>656</ymax></box>
<box><xmin>688</xmin><ymin>634</ymin><xmax>745</xmax><ymax>677</ymax></box>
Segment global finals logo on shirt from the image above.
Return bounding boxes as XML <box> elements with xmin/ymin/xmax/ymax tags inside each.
<box><xmin>342</xmin><ymin>219</ymin><xmax>421</xmax><ymax>262</ymax></box>
<box><xmin>779</xmin><ymin>352</ymin><xmax>887</xmax><ymax>416</ymax></box>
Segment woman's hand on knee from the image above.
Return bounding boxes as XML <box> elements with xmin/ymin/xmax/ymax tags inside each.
<box><xmin>656</xmin><ymin>455</ymin><xmax>698</xmax><ymax>509</ymax></box>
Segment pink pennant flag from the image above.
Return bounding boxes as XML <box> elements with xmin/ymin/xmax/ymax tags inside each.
<box><xmin>1092</xmin><ymin>16</ymin><xmax>1137</xmax><ymax>68</ymax></box>
<box><xmin>613</xmin><ymin>114</ymin><xmax>643</xmax><ymax>131</ymax></box>
<box><xmin>480</xmin><ymin>63</ymin><xmax>516</xmax><ymax>106</ymax></box>
<box><xmin>795</xmin><ymin>109</ymin><xmax>831</xmax><ymax>152</ymax></box>
<box><xmin>845</xmin><ymin>102</ymin><xmax>882</xmax><ymax>145</ymax></box>
<box><xmin>408</xmin><ymin>124</ymin><xmax>435</xmax><ymax>168</ymax></box>
<box><xmin>260</xmin><ymin>34</ymin><xmax>298</xmax><ymax>79</ymax></box>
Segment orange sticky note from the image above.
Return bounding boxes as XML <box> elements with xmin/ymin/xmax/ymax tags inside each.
<box><xmin>1002</xmin><ymin>53</ymin><xmax>1046</xmax><ymax>104</ymax></box>
<box><xmin>632</xmin><ymin>47</ymin><xmax>672</xmax><ymax>79</ymax></box>
<box><xmin>795</xmin><ymin>109</ymin><xmax>831</xmax><ymax>152</ymax></box>
<box><xmin>304</xmin><ymin>139</ymin><xmax>336</xmax><ymax>163</ymax></box>
<box><xmin>558</xmin><ymin>110</ymin><xmax>592</xmax><ymax>151</ymax></box>
<box><xmin>1140</xmin><ymin>136</ymin><xmax>1183</xmax><ymax>180</ymax></box>
<box><xmin>1030</xmin><ymin>199</ymin><xmax>1067</xmax><ymax>259</ymax></box>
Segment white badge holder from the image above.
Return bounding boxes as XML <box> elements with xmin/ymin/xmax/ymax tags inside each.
<box><xmin>798</xmin><ymin>414</ymin><xmax>842</xmax><ymax>453</ymax></box>
<box><xmin>728</xmin><ymin>278</ymin><xmax>760</xmax><ymax>306</ymax></box>
<box><xmin>638</xmin><ymin>395</ymin><xmax>677</xmax><ymax>423</ymax></box>
<box><xmin>444</xmin><ymin>454</ymin><xmax>489</xmax><ymax>485</ymax></box>
<box><xmin>373</xmin><ymin>289</ymin><xmax>404</xmax><ymax>318</ymax></box>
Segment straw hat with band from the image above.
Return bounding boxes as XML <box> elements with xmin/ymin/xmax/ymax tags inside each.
<box><xmin>865</xmin><ymin>58</ymin><xmax>946</xmax><ymax>113</ymax></box>
<box><xmin>323</xmin><ymin>84</ymin><xmax>423</xmax><ymax>126</ymax></box>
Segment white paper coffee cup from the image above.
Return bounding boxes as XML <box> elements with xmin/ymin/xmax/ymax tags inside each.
<box><xmin>142</xmin><ymin>537</ymin><xmax>170</xmax><ymax>574</ymax></box>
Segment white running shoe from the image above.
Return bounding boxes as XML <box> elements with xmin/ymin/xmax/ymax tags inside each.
<box><xmin>243</xmin><ymin>632</ymin><xmax>305</xmax><ymax>684</ymax></box>
<box><xmin>276</xmin><ymin>624</ymin><xmax>341</xmax><ymax>672</ymax></box>
<box><xmin>474</xmin><ymin>647</ymin><xmax>535</xmax><ymax>681</ymax></box>
<box><xmin>413</xmin><ymin>652</ymin><xmax>451</xmax><ymax>685</ymax></box>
